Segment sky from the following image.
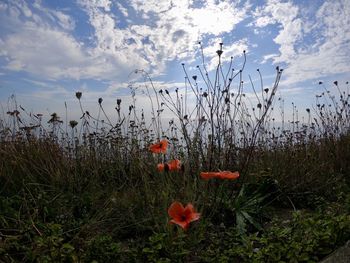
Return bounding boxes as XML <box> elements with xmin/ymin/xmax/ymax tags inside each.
<box><xmin>0</xmin><ymin>0</ymin><xmax>349</xmax><ymax>123</ymax></box>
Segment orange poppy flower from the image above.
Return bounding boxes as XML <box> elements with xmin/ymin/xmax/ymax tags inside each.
<box><xmin>157</xmin><ymin>159</ymin><xmax>181</xmax><ymax>172</ymax></box>
<box><xmin>149</xmin><ymin>139</ymin><xmax>168</xmax><ymax>154</ymax></box>
<box><xmin>200</xmin><ymin>171</ymin><xmax>240</xmax><ymax>180</ymax></box>
<box><xmin>168</xmin><ymin>201</ymin><xmax>200</xmax><ymax>230</ymax></box>
<box><xmin>167</xmin><ymin>159</ymin><xmax>181</xmax><ymax>172</ymax></box>
<box><xmin>157</xmin><ymin>163</ymin><xmax>165</xmax><ymax>172</ymax></box>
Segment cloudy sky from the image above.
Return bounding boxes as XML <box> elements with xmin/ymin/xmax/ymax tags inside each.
<box><xmin>0</xmin><ymin>0</ymin><xmax>349</xmax><ymax>122</ymax></box>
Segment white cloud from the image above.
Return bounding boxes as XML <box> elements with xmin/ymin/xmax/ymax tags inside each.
<box><xmin>253</xmin><ymin>0</ymin><xmax>350</xmax><ymax>85</ymax></box>
<box><xmin>255</xmin><ymin>15</ymin><xmax>274</xmax><ymax>28</ymax></box>
<box><xmin>252</xmin><ymin>0</ymin><xmax>303</xmax><ymax>63</ymax></box>
<box><xmin>261</xmin><ymin>53</ymin><xmax>278</xmax><ymax>64</ymax></box>
<box><xmin>79</xmin><ymin>0</ymin><xmax>249</xmax><ymax>74</ymax></box>
<box><xmin>282</xmin><ymin>0</ymin><xmax>350</xmax><ymax>85</ymax></box>
<box><xmin>79</xmin><ymin>0</ymin><xmax>111</xmax><ymax>11</ymax></box>
<box><xmin>0</xmin><ymin>0</ymin><xmax>148</xmax><ymax>81</ymax></box>
<box><xmin>201</xmin><ymin>38</ymin><xmax>249</xmax><ymax>71</ymax></box>
<box><xmin>0</xmin><ymin>0</ymin><xmax>251</xmax><ymax>84</ymax></box>
<box><xmin>50</xmin><ymin>10</ymin><xmax>75</xmax><ymax>31</ymax></box>
<box><xmin>116</xmin><ymin>2</ymin><xmax>129</xmax><ymax>17</ymax></box>
<box><xmin>1</xmin><ymin>24</ymin><xmax>100</xmax><ymax>79</ymax></box>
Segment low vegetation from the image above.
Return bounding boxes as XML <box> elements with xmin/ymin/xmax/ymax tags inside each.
<box><xmin>1</xmin><ymin>43</ymin><xmax>349</xmax><ymax>262</ymax></box>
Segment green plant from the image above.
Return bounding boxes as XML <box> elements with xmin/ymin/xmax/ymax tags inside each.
<box><xmin>199</xmin><ymin>209</ymin><xmax>350</xmax><ymax>263</ymax></box>
<box><xmin>141</xmin><ymin>231</ymin><xmax>194</xmax><ymax>263</ymax></box>
<box><xmin>84</xmin><ymin>234</ymin><xmax>131</xmax><ymax>262</ymax></box>
<box><xmin>212</xmin><ymin>181</ymin><xmax>272</xmax><ymax>235</ymax></box>
<box><xmin>29</xmin><ymin>223</ymin><xmax>78</xmax><ymax>262</ymax></box>
<box><xmin>0</xmin><ymin>41</ymin><xmax>349</xmax><ymax>262</ymax></box>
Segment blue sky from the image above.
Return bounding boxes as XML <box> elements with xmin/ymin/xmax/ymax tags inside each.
<box><xmin>0</xmin><ymin>0</ymin><xmax>349</xmax><ymax>122</ymax></box>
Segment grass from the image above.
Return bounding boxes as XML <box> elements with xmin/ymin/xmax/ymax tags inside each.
<box><xmin>0</xmin><ymin>43</ymin><xmax>349</xmax><ymax>262</ymax></box>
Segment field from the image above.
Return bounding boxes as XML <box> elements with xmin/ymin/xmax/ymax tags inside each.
<box><xmin>1</xmin><ymin>49</ymin><xmax>350</xmax><ymax>262</ymax></box>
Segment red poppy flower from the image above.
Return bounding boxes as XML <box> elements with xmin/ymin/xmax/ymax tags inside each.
<box><xmin>157</xmin><ymin>163</ymin><xmax>165</xmax><ymax>172</ymax></box>
<box><xmin>157</xmin><ymin>159</ymin><xmax>181</xmax><ymax>172</ymax></box>
<box><xmin>167</xmin><ymin>159</ymin><xmax>181</xmax><ymax>171</ymax></box>
<box><xmin>149</xmin><ymin>139</ymin><xmax>168</xmax><ymax>154</ymax></box>
<box><xmin>200</xmin><ymin>171</ymin><xmax>240</xmax><ymax>180</ymax></box>
<box><xmin>168</xmin><ymin>201</ymin><xmax>200</xmax><ymax>230</ymax></box>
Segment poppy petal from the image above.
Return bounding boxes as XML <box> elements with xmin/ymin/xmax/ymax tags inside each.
<box><xmin>149</xmin><ymin>139</ymin><xmax>168</xmax><ymax>154</ymax></box>
<box><xmin>150</xmin><ymin>144</ymin><xmax>162</xmax><ymax>153</ymax></box>
<box><xmin>184</xmin><ymin>203</ymin><xmax>201</xmax><ymax>222</ymax></box>
<box><xmin>184</xmin><ymin>203</ymin><xmax>195</xmax><ymax>213</ymax></box>
<box><xmin>200</xmin><ymin>172</ymin><xmax>214</xmax><ymax>179</ymax></box>
<box><xmin>189</xmin><ymin>212</ymin><xmax>201</xmax><ymax>222</ymax></box>
<box><xmin>168</xmin><ymin>159</ymin><xmax>181</xmax><ymax>171</ymax></box>
<box><xmin>170</xmin><ymin>219</ymin><xmax>189</xmax><ymax>230</ymax></box>
<box><xmin>219</xmin><ymin>171</ymin><xmax>240</xmax><ymax>180</ymax></box>
<box><xmin>200</xmin><ymin>171</ymin><xmax>240</xmax><ymax>180</ymax></box>
<box><xmin>160</xmin><ymin>139</ymin><xmax>168</xmax><ymax>153</ymax></box>
<box><xmin>168</xmin><ymin>201</ymin><xmax>185</xmax><ymax>221</ymax></box>
<box><xmin>157</xmin><ymin>163</ymin><xmax>165</xmax><ymax>172</ymax></box>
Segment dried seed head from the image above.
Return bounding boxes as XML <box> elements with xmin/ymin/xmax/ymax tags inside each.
<box><xmin>216</xmin><ymin>50</ymin><xmax>223</xmax><ymax>56</ymax></box>
<box><xmin>69</xmin><ymin>120</ymin><xmax>78</xmax><ymax>128</ymax></box>
<box><xmin>98</xmin><ymin>98</ymin><xmax>103</xmax><ymax>104</ymax></box>
<box><xmin>75</xmin><ymin>91</ymin><xmax>82</xmax><ymax>99</ymax></box>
